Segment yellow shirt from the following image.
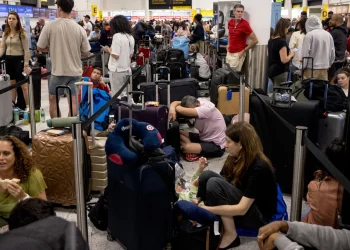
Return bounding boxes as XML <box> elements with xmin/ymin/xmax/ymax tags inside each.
<box><xmin>0</xmin><ymin>168</ymin><xmax>47</xmax><ymax>219</ymax></box>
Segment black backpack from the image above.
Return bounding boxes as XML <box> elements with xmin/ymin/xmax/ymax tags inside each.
<box><xmin>302</xmin><ymin>79</ymin><xmax>347</xmax><ymax>112</ymax></box>
<box><xmin>88</xmin><ymin>188</ymin><xmax>108</xmax><ymax>231</ymax></box>
<box><xmin>165</xmin><ymin>49</ymin><xmax>187</xmax><ymax>80</ymax></box>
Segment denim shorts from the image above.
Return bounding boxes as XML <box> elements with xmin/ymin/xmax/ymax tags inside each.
<box><xmin>49</xmin><ymin>75</ymin><xmax>81</xmax><ymax>96</ymax></box>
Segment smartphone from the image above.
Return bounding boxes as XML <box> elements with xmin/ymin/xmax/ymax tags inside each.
<box><xmin>292</xmin><ymin>48</ymin><xmax>299</xmax><ymax>52</ymax></box>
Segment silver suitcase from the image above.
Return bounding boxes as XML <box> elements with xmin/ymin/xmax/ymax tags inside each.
<box><xmin>0</xmin><ymin>61</ymin><xmax>13</xmax><ymax>126</ymax></box>
<box><xmin>318</xmin><ymin>111</ymin><xmax>346</xmax><ymax>152</ymax></box>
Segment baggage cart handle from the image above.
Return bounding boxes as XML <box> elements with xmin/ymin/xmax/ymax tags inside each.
<box><xmin>75</xmin><ymin>81</ymin><xmax>93</xmax><ymax>87</ymax></box>
<box><xmin>129</xmin><ymin>91</ymin><xmax>145</xmax><ymax>110</ymax></box>
<box><xmin>155</xmin><ymin>66</ymin><xmax>171</xmax><ymax>74</ymax></box>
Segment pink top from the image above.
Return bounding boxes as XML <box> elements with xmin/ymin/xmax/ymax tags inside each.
<box><xmin>195</xmin><ymin>99</ymin><xmax>226</xmax><ymax>149</ymax></box>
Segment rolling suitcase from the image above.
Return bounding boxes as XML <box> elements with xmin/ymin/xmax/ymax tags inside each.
<box><xmin>106</xmin><ymin>102</ymin><xmax>176</xmax><ymax>250</ymax></box>
<box><xmin>165</xmin><ymin>49</ymin><xmax>187</xmax><ymax>80</ymax></box>
<box><xmin>0</xmin><ymin>61</ymin><xmax>13</xmax><ymax>127</ymax></box>
<box><xmin>140</xmin><ymin>67</ymin><xmax>199</xmax><ymax>104</ymax></box>
<box><xmin>217</xmin><ymin>86</ymin><xmax>250</xmax><ymax>115</ymax></box>
<box><xmin>210</xmin><ymin>68</ymin><xmax>239</xmax><ymax>105</ymax></box>
<box><xmin>32</xmin><ymin>83</ymin><xmax>92</xmax><ymax>206</ymax></box>
<box><xmin>318</xmin><ymin>112</ymin><xmax>346</xmax><ymax>152</ymax></box>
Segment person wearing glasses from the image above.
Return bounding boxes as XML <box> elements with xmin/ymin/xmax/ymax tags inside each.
<box><xmin>226</xmin><ymin>4</ymin><xmax>258</xmax><ymax>71</ymax></box>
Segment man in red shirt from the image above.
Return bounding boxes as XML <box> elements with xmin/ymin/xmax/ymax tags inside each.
<box><xmin>90</xmin><ymin>67</ymin><xmax>110</xmax><ymax>93</ymax></box>
<box><xmin>227</xmin><ymin>4</ymin><xmax>258</xmax><ymax>71</ymax></box>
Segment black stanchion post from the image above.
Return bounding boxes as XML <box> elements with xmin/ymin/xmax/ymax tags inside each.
<box><xmin>290</xmin><ymin>126</ymin><xmax>308</xmax><ymax>221</ymax></box>
<box><xmin>28</xmin><ymin>75</ymin><xmax>36</xmax><ymax>136</ymax></box>
<box><xmin>239</xmin><ymin>75</ymin><xmax>245</xmax><ymax>122</ymax></box>
<box><xmin>72</xmin><ymin>121</ymin><xmax>88</xmax><ymax>242</ymax></box>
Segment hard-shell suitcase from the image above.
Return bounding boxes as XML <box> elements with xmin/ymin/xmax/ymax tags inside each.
<box><xmin>0</xmin><ymin>60</ymin><xmax>12</xmax><ymax>126</ymax></box>
<box><xmin>217</xmin><ymin>86</ymin><xmax>250</xmax><ymax>115</ymax></box>
<box><xmin>140</xmin><ymin>78</ymin><xmax>199</xmax><ymax>104</ymax></box>
<box><xmin>107</xmin><ymin>102</ymin><xmax>175</xmax><ymax>250</ymax></box>
<box><xmin>32</xmin><ymin>83</ymin><xmax>93</xmax><ymax>205</ymax></box>
<box><xmin>318</xmin><ymin>112</ymin><xmax>346</xmax><ymax>152</ymax></box>
<box><xmin>210</xmin><ymin>68</ymin><xmax>239</xmax><ymax>105</ymax></box>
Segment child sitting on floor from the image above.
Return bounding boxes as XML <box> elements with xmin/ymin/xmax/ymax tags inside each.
<box><xmin>90</xmin><ymin>67</ymin><xmax>110</xmax><ymax>94</ymax></box>
<box><xmin>176</xmin><ymin>157</ymin><xmax>208</xmax><ymax>202</ymax></box>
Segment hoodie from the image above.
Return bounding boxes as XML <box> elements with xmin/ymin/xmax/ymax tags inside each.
<box><xmin>331</xmin><ymin>24</ymin><xmax>348</xmax><ymax>61</ymax></box>
<box><xmin>302</xmin><ymin>16</ymin><xmax>335</xmax><ymax>69</ymax></box>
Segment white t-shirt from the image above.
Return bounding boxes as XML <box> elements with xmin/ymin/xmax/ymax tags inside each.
<box><xmin>37</xmin><ymin>18</ymin><xmax>91</xmax><ymax>76</ymax></box>
<box><xmin>84</xmin><ymin>21</ymin><xmax>93</xmax><ymax>32</ymax></box>
<box><xmin>108</xmin><ymin>33</ymin><xmax>135</xmax><ymax>73</ymax></box>
<box><xmin>343</xmin><ymin>88</ymin><xmax>348</xmax><ymax>97</ymax></box>
<box><xmin>289</xmin><ymin>31</ymin><xmax>305</xmax><ymax>69</ymax></box>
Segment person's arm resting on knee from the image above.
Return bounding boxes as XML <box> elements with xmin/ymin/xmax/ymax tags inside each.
<box><xmin>200</xmin><ymin>196</ymin><xmax>254</xmax><ymax>216</ymax></box>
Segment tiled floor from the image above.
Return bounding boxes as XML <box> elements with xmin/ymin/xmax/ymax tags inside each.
<box><xmin>18</xmin><ymin>79</ymin><xmax>305</xmax><ymax>250</ymax></box>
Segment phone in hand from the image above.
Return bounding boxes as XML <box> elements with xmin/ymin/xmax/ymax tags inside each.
<box><xmin>292</xmin><ymin>48</ymin><xmax>299</xmax><ymax>52</ymax></box>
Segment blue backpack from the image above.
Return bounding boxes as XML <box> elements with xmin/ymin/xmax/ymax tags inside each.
<box><xmin>270</xmin><ymin>184</ymin><xmax>288</xmax><ymax>221</ymax></box>
<box><xmin>172</xmin><ymin>36</ymin><xmax>190</xmax><ymax>59</ymax></box>
<box><xmin>79</xmin><ymin>86</ymin><xmax>111</xmax><ymax>131</ymax></box>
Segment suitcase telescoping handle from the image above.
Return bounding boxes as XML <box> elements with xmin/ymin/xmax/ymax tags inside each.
<box><xmin>128</xmin><ymin>91</ymin><xmax>145</xmax><ymax>110</ymax></box>
<box><xmin>154</xmin><ymin>81</ymin><xmax>171</xmax><ymax>107</ymax></box>
<box><xmin>1</xmin><ymin>60</ymin><xmax>6</xmax><ymax>75</ymax></box>
<box><xmin>308</xmin><ymin>80</ymin><xmax>329</xmax><ymax>112</ymax></box>
<box><xmin>302</xmin><ymin>57</ymin><xmax>314</xmax><ymax>79</ymax></box>
<box><xmin>56</xmin><ymin>86</ymin><xmax>73</xmax><ymax>117</ymax></box>
<box><xmin>118</xmin><ymin>101</ymin><xmax>133</xmax><ymax>143</ymax></box>
<box><xmin>155</xmin><ymin>66</ymin><xmax>171</xmax><ymax>82</ymax></box>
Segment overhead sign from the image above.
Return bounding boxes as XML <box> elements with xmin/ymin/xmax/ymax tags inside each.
<box><xmin>172</xmin><ymin>0</ymin><xmax>191</xmax><ymax>6</ymax></box>
<box><xmin>91</xmin><ymin>4</ymin><xmax>98</xmax><ymax>17</ymax></box>
<box><xmin>173</xmin><ymin>6</ymin><xmax>191</xmax><ymax>10</ymax></box>
<box><xmin>149</xmin><ymin>0</ymin><xmax>172</xmax><ymax>9</ymax></box>
<box><xmin>98</xmin><ymin>10</ymin><xmax>103</xmax><ymax>20</ymax></box>
<box><xmin>271</xmin><ymin>2</ymin><xmax>282</xmax><ymax>29</ymax></box>
<box><xmin>321</xmin><ymin>4</ymin><xmax>328</xmax><ymax>21</ymax></box>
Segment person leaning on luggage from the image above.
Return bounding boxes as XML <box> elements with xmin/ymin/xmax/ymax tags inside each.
<box><xmin>193</xmin><ymin>122</ymin><xmax>277</xmax><ymax>250</ymax></box>
<box><xmin>0</xmin><ymin>11</ymin><xmax>31</xmax><ymax>110</ymax></box>
<box><xmin>0</xmin><ymin>136</ymin><xmax>47</xmax><ymax>222</ymax></box>
<box><xmin>226</xmin><ymin>4</ymin><xmax>259</xmax><ymax>72</ymax></box>
<box><xmin>169</xmin><ymin>96</ymin><xmax>226</xmax><ymax>162</ymax></box>
<box><xmin>268</xmin><ymin>18</ymin><xmax>295</xmax><ymax>87</ymax></box>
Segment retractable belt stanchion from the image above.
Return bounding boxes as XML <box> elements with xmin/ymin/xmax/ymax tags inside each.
<box><xmin>28</xmin><ymin>74</ymin><xmax>36</xmax><ymax>136</ymax></box>
<box><xmin>146</xmin><ymin>58</ymin><xmax>152</xmax><ymax>83</ymax></box>
<box><xmin>213</xmin><ymin>50</ymin><xmax>217</xmax><ymax>72</ymax></box>
<box><xmin>290</xmin><ymin>126</ymin><xmax>308</xmax><ymax>221</ymax></box>
<box><xmin>238</xmin><ymin>75</ymin><xmax>245</xmax><ymax>122</ymax></box>
<box><xmin>101</xmin><ymin>50</ymin><xmax>105</xmax><ymax>77</ymax></box>
<box><xmin>72</xmin><ymin>121</ymin><xmax>88</xmax><ymax>241</ymax></box>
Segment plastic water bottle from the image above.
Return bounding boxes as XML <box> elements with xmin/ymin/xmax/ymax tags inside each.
<box><xmin>40</xmin><ymin>108</ymin><xmax>45</xmax><ymax>123</ymax></box>
<box><xmin>23</xmin><ymin>111</ymin><xmax>29</xmax><ymax>125</ymax></box>
<box><xmin>13</xmin><ymin>109</ymin><xmax>19</xmax><ymax>124</ymax></box>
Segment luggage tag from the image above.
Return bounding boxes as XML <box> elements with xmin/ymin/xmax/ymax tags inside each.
<box><xmin>227</xmin><ymin>89</ymin><xmax>232</xmax><ymax>101</ymax></box>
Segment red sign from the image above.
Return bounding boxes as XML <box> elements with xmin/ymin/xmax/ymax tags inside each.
<box><xmin>174</xmin><ymin>16</ymin><xmax>181</xmax><ymax>20</ymax></box>
<box><xmin>159</xmin><ymin>16</ymin><xmax>168</xmax><ymax>19</ymax></box>
<box><xmin>153</xmin><ymin>16</ymin><xmax>160</xmax><ymax>20</ymax></box>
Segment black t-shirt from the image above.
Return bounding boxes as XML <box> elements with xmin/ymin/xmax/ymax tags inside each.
<box><xmin>268</xmin><ymin>37</ymin><xmax>290</xmax><ymax>78</ymax></box>
<box><xmin>222</xmin><ymin>158</ymin><xmax>277</xmax><ymax>220</ymax></box>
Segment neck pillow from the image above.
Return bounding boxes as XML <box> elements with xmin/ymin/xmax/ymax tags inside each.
<box><xmin>105</xmin><ymin>118</ymin><xmax>163</xmax><ymax>166</ymax></box>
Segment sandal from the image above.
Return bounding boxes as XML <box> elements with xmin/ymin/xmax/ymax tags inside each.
<box><xmin>185</xmin><ymin>153</ymin><xmax>199</xmax><ymax>162</ymax></box>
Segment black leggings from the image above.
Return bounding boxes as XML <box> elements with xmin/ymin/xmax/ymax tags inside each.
<box><xmin>197</xmin><ymin>171</ymin><xmax>267</xmax><ymax>229</ymax></box>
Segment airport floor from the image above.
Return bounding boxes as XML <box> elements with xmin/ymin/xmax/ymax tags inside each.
<box><xmin>19</xmin><ymin>79</ymin><xmax>303</xmax><ymax>250</ymax></box>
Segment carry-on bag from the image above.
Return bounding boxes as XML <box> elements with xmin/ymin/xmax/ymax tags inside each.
<box><xmin>172</xmin><ymin>36</ymin><xmax>190</xmax><ymax>59</ymax></box>
<box><xmin>318</xmin><ymin>112</ymin><xmax>346</xmax><ymax>152</ymax></box>
<box><xmin>0</xmin><ymin>60</ymin><xmax>13</xmax><ymax>127</ymax></box>
<box><xmin>165</xmin><ymin>49</ymin><xmax>187</xmax><ymax>79</ymax></box>
<box><xmin>217</xmin><ymin>85</ymin><xmax>250</xmax><ymax>115</ymax></box>
<box><xmin>210</xmin><ymin>68</ymin><xmax>239</xmax><ymax>105</ymax></box>
<box><xmin>32</xmin><ymin>83</ymin><xmax>92</xmax><ymax>206</ymax></box>
<box><xmin>106</xmin><ymin>101</ymin><xmax>176</xmax><ymax>250</ymax></box>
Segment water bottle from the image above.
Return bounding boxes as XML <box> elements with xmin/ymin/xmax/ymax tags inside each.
<box><xmin>40</xmin><ymin>108</ymin><xmax>45</xmax><ymax>123</ymax></box>
<box><xmin>23</xmin><ymin>111</ymin><xmax>29</xmax><ymax>125</ymax></box>
<box><xmin>13</xmin><ymin>109</ymin><xmax>19</xmax><ymax>124</ymax></box>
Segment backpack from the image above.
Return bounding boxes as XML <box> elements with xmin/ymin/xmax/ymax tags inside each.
<box><xmin>88</xmin><ymin>188</ymin><xmax>108</xmax><ymax>231</ymax></box>
<box><xmin>270</xmin><ymin>184</ymin><xmax>288</xmax><ymax>221</ymax></box>
<box><xmin>0</xmin><ymin>126</ymin><xmax>30</xmax><ymax>145</ymax></box>
<box><xmin>165</xmin><ymin>49</ymin><xmax>187</xmax><ymax>80</ymax></box>
<box><xmin>302</xmin><ymin>79</ymin><xmax>347</xmax><ymax>112</ymax></box>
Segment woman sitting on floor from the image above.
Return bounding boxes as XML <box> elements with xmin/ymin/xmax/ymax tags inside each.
<box><xmin>194</xmin><ymin>122</ymin><xmax>277</xmax><ymax>249</ymax></box>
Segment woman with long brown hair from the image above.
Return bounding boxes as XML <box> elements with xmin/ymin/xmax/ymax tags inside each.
<box><xmin>0</xmin><ymin>136</ymin><xmax>47</xmax><ymax>220</ymax></box>
<box><xmin>268</xmin><ymin>18</ymin><xmax>295</xmax><ymax>86</ymax></box>
<box><xmin>0</xmin><ymin>11</ymin><xmax>31</xmax><ymax>110</ymax></box>
<box><xmin>195</xmin><ymin>122</ymin><xmax>277</xmax><ymax>249</ymax></box>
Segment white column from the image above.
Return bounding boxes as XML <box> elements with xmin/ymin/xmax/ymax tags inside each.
<box><xmin>302</xmin><ymin>0</ymin><xmax>308</xmax><ymax>8</ymax></box>
<box><xmin>322</xmin><ymin>0</ymin><xmax>329</xmax><ymax>4</ymax></box>
<box><xmin>37</xmin><ymin>0</ymin><xmax>41</xmax><ymax>8</ymax></box>
<box><xmin>145</xmin><ymin>0</ymin><xmax>150</xmax><ymax>21</ymax></box>
<box><xmin>285</xmin><ymin>0</ymin><xmax>292</xmax><ymax>19</ymax></box>
<box><xmin>241</xmin><ymin>0</ymin><xmax>271</xmax><ymax>91</ymax></box>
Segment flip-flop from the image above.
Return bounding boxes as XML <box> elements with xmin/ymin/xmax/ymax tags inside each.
<box><xmin>185</xmin><ymin>153</ymin><xmax>199</xmax><ymax>162</ymax></box>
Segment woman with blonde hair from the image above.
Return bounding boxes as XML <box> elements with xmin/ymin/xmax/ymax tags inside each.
<box><xmin>0</xmin><ymin>136</ymin><xmax>47</xmax><ymax>220</ymax></box>
<box><xmin>195</xmin><ymin>122</ymin><xmax>277</xmax><ymax>249</ymax></box>
<box><xmin>0</xmin><ymin>11</ymin><xmax>31</xmax><ymax>110</ymax></box>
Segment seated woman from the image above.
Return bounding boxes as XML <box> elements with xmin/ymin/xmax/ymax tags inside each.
<box><xmin>194</xmin><ymin>122</ymin><xmax>277</xmax><ymax>249</ymax></box>
<box><xmin>189</xmin><ymin>44</ymin><xmax>211</xmax><ymax>81</ymax></box>
<box><xmin>0</xmin><ymin>136</ymin><xmax>47</xmax><ymax>221</ymax></box>
<box><xmin>335</xmin><ymin>69</ymin><xmax>349</xmax><ymax>97</ymax></box>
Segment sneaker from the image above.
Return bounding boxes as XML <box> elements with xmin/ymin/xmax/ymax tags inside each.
<box><xmin>185</xmin><ymin>153</ymin><xmax>199</xmax><ymax>162</ymax></box>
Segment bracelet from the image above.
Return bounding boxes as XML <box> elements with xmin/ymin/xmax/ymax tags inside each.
<box><xmin>21</xmin><ymin>194</ymin><xmax>30</xmax><ymax>201</ymax></box>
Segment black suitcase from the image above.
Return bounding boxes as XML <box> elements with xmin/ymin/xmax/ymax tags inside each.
<box><xmin>140</xmin><ymin>78</ymin><xmax>199</xmax><ymax>104</ymax></box>
<box><xmin>165</xmin><ymin>49</ymin><xmax>187</xmax><ymax>80</ymax></box>
<box><xmin>106</xmin><ymin>102</ymin><xmax>176</xmax><ymax>250</ymax></box>
<box><xmin>210</xmin><ymin>68</ymin><xmax>239</xmax><ymax>105</ymax></box>
<box><xmin>31</xmin><ymin>66</ymin><xmax>42</xmax><ymax>110</ymax></box>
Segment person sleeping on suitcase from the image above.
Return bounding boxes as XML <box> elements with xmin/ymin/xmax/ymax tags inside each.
<box><xmin>89</xmin><ymin>67</ymin><xmax>110</xmax><ymax>94</ymax></box>
<box><xmin>169</xmin><ymin>96</ymin><xmax>226</xmax><ymax>162</ymax></box>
